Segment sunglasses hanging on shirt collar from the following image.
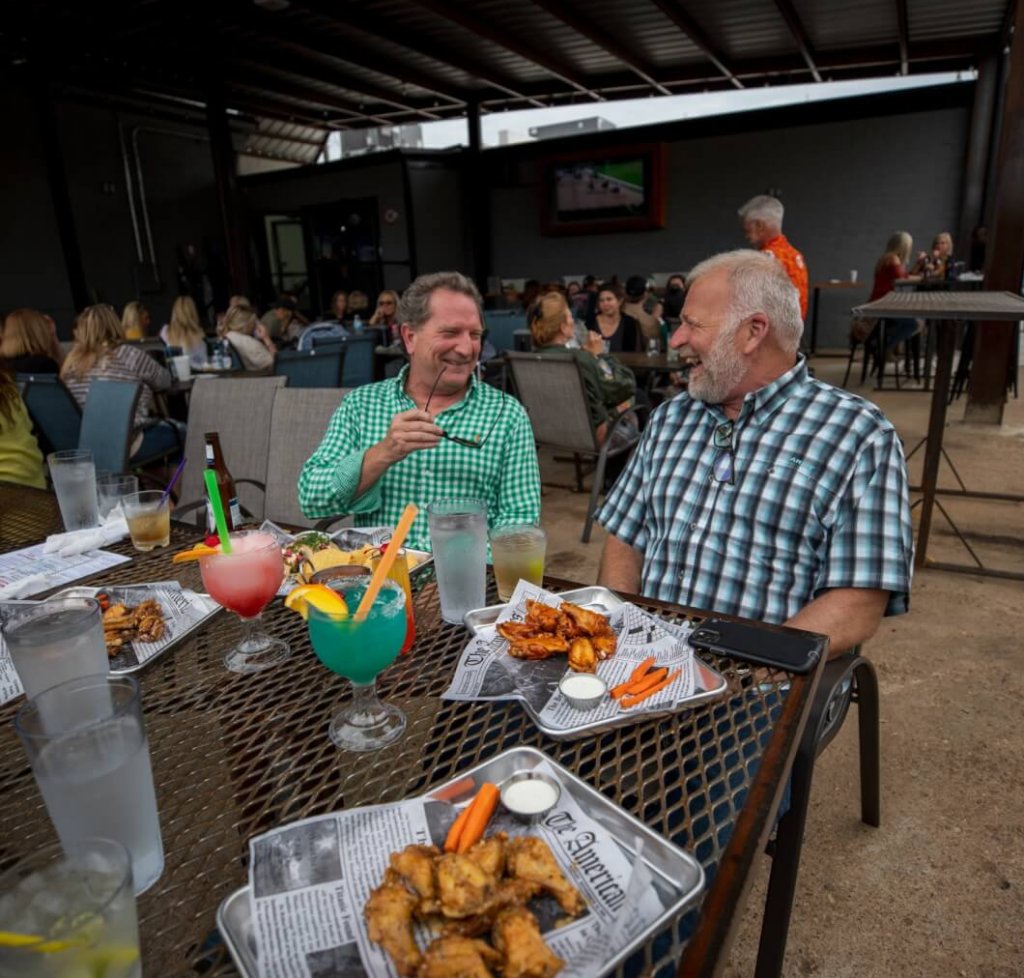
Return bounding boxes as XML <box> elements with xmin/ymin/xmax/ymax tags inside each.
<box><xmin>713</xmin><ymin>421</ymin><xmax>735</xmax><ymax>485</ymax></box>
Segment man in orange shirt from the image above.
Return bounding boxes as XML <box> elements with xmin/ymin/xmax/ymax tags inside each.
<box><xmin>738</xmin><ymin>195</ymin><xmax>808</xmax><ymax>319</ymax></box>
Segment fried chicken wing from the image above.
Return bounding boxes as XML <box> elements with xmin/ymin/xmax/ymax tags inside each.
<box><xmin>437</xmin><ymin>853</ymin><xmax>497</xmax><ymax>919</ymax></box>
<box><xmin>464</xmin><ymin>833</ymin><xmax>506</xmax><ymax>879</ymax></box>
<box><xmin>391</xmin><ymin>844</ymin><xmax>441</xmax><ymax>914</ymax></box>
<box><xmin>524</xmin><ymin>600</ymin><xmax>561</xmax><ymax>632</ymax></box>
<box><xmin>590</xmin><ymin>631</ymin><xmax>617</xmax><ymax>659</ymax></box>
<box><xmin>441</xmin><ymin>878</ymin><xmax>542</xmax><ymax>937</ymax></box>
<box><xmin>506</xmin><ymin>635</ymin><xmax>570</xmax><ymax>660</ymax></box>
<box><xmin>497</xmin><ymin>620</ymin><xmax>547</xmax><ymax>642</ymax></box>
<box><xmin>366</xmin><ymin>870</ymin><xmax>422</xmax><ymax>977</ymax></box>
<box><xmin>492</xmin><ymin>907</ymin><xmax>564</xmax><ymax>978</ymax></box>
<box><xmin>505</xmin><ymin>837</ymin><xmax>585</xmax><ymax>917</ymax></box>
<box><xmin>418</xmin><ymin>935</ymin><xmax>501</xmax><ymax>978</ymax></box>
<box><xmin>559</xmin><ymin>602</ymin><xmax>609</xmax><ymax>638</ymax></box>
<box><xmin>567</xmin><ymin>637</ymin><xmax>597</xmax><ymax>673</ymax></box>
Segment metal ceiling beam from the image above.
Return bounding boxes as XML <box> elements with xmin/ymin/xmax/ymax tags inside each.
<box><xmin>771</xmin><ymin>0</ymin><xmax>822</xmax><ymax>82</ymax></box>
<box><xmin>529</xmin><ymin>0</ymin><xmax>672</xmax><ymax>95</ymax></box>
<box><xmin>896</xmin><ymin>0</ymin><xmax>910</xmax><ymax>75</ymax></box>
<box><xmin>227</xmin><ymin>68</ymin><xmax>379</xmax><ymax>122</ymax></box>
<box><xmin>409</xmin><ymin>0</ymin><xmax>603</xmax><ymax>100</ymax></box>
<box><xmin>288</xmin><ymin>0</ymin><xmax>548</xmax><ymax>108</ymax></box>
<box><xmin>648</xmin><ymin>0</ymin><xmax>743</xmax><ymax>88</ymax></box>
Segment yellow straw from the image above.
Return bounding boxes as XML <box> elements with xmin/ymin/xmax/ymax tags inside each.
<box><xmin>0</xmin><ymin>930</ymin><xmax>85</xmax><ymax>952</ymax></box>
<box><xmin>353</xmin><ymin>504</ymin><xmax>418</xmax><ymax>622</ymax></box>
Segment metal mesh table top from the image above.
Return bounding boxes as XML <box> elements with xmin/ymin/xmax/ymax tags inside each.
<box><xmin>853</xmin><ymin>289</ymin><xmax>1024</xmax><ymax>320</ymax></box>
<box><xmin>0</xmin><ymin>485</ymin><xmax>819</xmax><ymax>978</ymax></box>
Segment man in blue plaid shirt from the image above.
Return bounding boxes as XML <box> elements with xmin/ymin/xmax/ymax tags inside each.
<box><xmin>299</xmin><ymin>272</ymin><xmax>540</xmax><ymax>550</ymax></box>
<box><xmin>597</xmin><ymin>250</ymin><xmax>913</xmax><ymax>656</ymax></box>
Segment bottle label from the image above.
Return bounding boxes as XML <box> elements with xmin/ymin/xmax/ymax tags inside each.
<box><xmin>205</xmin><ymin>443</ymin><xmax>215</xmax><ymax>465</ymax></box>
<box><xmin>228</xmin><ymin>496</ymin><xmax>242</xmax><ymax>527</ymax></box>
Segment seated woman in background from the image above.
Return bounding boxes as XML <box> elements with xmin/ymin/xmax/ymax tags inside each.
<box><xmin>369</xmin><ymin>289</ymin><xmax>401</xmax><ymax>345</ymax></box>
<box><xmin>911</xmin><ymin>231</ymin><xmax>954</xmax><ymax>279</ymax></box>
<box><xmin>0</xmin><ymin>364</ymin><xmax>45</xmax><ymax>488</ymax></box>
<box><xmin>61</xmin><ymin>304</ymin><xmax>181</xmax><ymax>460</ymax></box>
<box><xmin>219</xmin><ymin>304</ymin><xmax>276</xmax><ymax>372</ymax></box>
<box><xmin>122</xmin><ymin>300</ymin><xmax>150</xmax><ymax>340</ymax></box>
<box><xmin>528</xmin><ymin>291</ymin><xmax>637</xmax><ymax>447</ymax></box>
<box><xmin>870</xmin><ymin>231</ymin><xmax>922</xmax><ymax>346</ymax></box>
<box><xmin>161</xmin><ymin>295</ymin><xmax>208</xmax><ymax>366</ymax></box>
<box><xmin>593</xmin><ymin>284</ymin><xmax>640</xmax><ymax>353</ymax></box>
<box><xmin>0</xmin><ymin>308</ymin><xmax>64</xmax><ymax>374</ymax></box>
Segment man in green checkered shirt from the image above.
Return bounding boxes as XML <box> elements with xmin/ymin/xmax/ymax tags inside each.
<box><xmin>298</xmin><ymin>271</ymin><xmax>541</xmax><ymax>551</ymax></box>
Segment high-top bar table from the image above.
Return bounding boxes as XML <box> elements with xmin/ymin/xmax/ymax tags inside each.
<box><xmin>852</xmin><ymin>290</ymin><xmax>1024</xmax><ymax>579</ymax></box>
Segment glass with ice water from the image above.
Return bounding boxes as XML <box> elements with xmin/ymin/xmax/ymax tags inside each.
<box><xmin>14</xmin><ymin>675</ymin><xmax>165</xmax><ymax>895</ymax></box>
<box><xmin>2</xmin><ymin>597</ymin><xmax>108</xmax><ymax>702</ymax></box>
<box><xmin>428</xmin><ymin>498</ymin><xmax>487</xmax><ymax>624</ymax></box>
<box><xmin>0</xmin><ymin>838</ymin><xmax>141</xmax><ymax>978</ymax></box>
<box><xmin>47</xmin><ymin>450</ymin><xmax>99</xmax><ymax>531</ymax></box>
<box><xmin>96</xmin><ymin>474</ymin><xmax>139</xmax><ymax>521</ymax></box>
<box><xmin>490</xmin><ymin>524</ymin><xmax>547</xmax><ymax>602</ymax></box>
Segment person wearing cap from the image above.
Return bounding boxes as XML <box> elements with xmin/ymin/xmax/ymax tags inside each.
<box><xmin>738</xmin><ymin>195</ymin><xmax>809</xmax><ymax>319</ymax></box>
<box><xmin>622</xmin><ymin>276</ymin><xmax>664</xmax><ymax>350</ymax></box>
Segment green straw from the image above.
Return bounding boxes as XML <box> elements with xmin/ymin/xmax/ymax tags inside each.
<box><xmin>203</xmin><ymin>469</ymin><xmax>232</xmax><ymax>554</ymax></box>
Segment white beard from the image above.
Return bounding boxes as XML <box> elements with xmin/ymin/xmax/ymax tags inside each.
<box><xmin>687</xmin><ymin>328</ymin><xmax>746</xmax><ymax>404</ymax></box>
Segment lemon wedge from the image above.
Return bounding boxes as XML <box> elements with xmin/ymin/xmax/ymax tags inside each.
<box><xmin>284</xmin><ymin>584</ymin><xmax>349</xmax><ymax>620</ymax></box>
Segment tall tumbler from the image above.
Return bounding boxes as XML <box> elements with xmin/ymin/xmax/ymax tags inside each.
<box><xmin>428</xmin><ymin>498</ymin><xmax>487</xmax><ymax>624</ymax></box>
<box><xmin>47</xmin><ymin>449</ymin><xmax>99</xmax><ymax>531</ymax></box>
<box><xmin>15</xmin><ymin>674</ymin><xmax>165</xmax><ymax>895</ymax></box>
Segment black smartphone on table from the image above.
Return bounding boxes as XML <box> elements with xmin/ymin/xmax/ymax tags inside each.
<box><xmin>687</xmin><ymin>618</ymin><xmax>827</xmax><ymax>674</ymax></box>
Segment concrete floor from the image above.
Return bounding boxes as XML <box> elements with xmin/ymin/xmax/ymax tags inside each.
<box><xmin>536</xmin><ymin>353</ymin><xmax>1024</xmax><ymax>978</ymax></box>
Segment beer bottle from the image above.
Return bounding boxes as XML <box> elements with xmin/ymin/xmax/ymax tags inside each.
<box><xmin>204</xmin><ymin>432</ymin><xmax>242</xmax><ymax>546</ymax></box>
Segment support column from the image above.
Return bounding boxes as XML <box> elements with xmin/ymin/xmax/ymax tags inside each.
<box><xmin>966</xmin><ymin>5</ymin><xmax>1024</xmax><ymax>423</ymax></box>
<box><xmin>205</xmin><ymin>78</ymin><xmax>249</xmax><ymax>297</ymax></box>
<box><xmin>463</xmin><ymin>97</ymin><xmax>492</xmax><ymax>291</ymax></box>
<box><xmin>957</xmin><ymin>55</ymin><xmax>998</xmax><ymax>258</ymax></box>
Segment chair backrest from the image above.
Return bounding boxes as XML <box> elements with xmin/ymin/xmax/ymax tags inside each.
<box><xmin>20</xmin><ymin>374</ymin><xmax>83</xmax><ymax>456</ymax></box>
<box><xmin>273</xmin><ymin>348</ymin><xmax>346</xmax><ymax>388</ymax></box>
<box><xmin>504</xmin><ymin>351</ymin><xmax>599</xmax><ymax>454</ymax></box>
<box><xmin>513</xmin><ymin>329</ymin><xmax>532</xmax><ymax>352</ymax></box>
<box><xmin>340</xmin><ymin>334</ymin><xmax>377</xmax><ymax>387</ymax></box>
<box><xmin>78</xmin><ymin>380</ymin><xmax>142</xmax><ymax>474</ymax></box>
<box><xmin>264</xmin><ymin>387</ymin><xmax>350</xmax><ymax>527</ymax></box>
<box><xmin>483</xmin><ymin>311</ymin><xmax>528</xmax><ymax>352</ymax></box>
<box><xmin>177</xmin><ymin>376</ymin><xmax>287</xmax><ymax>520</ymax></box>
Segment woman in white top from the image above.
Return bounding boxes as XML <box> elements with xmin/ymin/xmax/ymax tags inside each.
<box><xmin>219</xmin><ymin>304</ymin><xmax>276</xmax><ymax>372</ymax></box>
<box><xmin>161</xmin><ymin>295</ymin><xmax>208</xmax><ymax>367</ymax></box>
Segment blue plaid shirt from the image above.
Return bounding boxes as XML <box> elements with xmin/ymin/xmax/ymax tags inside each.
<box><xmin>597</xmin><ymin>358</ymin><xmax>913</xmax><ymax>622</ymax></box>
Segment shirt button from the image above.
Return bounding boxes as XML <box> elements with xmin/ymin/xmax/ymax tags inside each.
<box><xmin>689</xmin><ymin>522</ymin><xmax>698</xmax><ymax>531</ymax></box>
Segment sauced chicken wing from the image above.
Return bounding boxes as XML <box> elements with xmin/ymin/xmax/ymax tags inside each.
<box><xmin>464</xmin><ymin>833</ymin><xmax>507</xmax><ymax>879</ymax></box>
<box><xmin>499</xmin><ymin>599</ymin><xmax>617</xmax><ymax>665</ymax></box>
<box><xmin>567</xmin><ymin>637</ymin><xmax>597</xmax><ymax>674</ymax></box>
<box><xmin>506</xmin><ymin>635</ymin><xmax>570</xmax><ymax>660</ymax></box>
<box><xmin>418</xmin><ymin>935</ymin><xmax>501</xmax><ymax>978</ymax></box>
<box><xmin>497</xmin><ymin>620</ymin><xmax>548</xmax><ymax>643</ymax></box>
<box><xmin>436</xmin><ymin>853</ymin><xmax>497</xmax><ymax>918</ymax></box>
<box><xmin>391</xmin><ymin>844</ymin><xmax>441</xmax><ymax>914</ymax></box>
<box><xmin>590</xmin><ymin>631</ymin><xmax>617</xmax><ymax>659</ymax></box>
<box><xmin>558</xmin><ymin>601</ymin><xmax>610</xmax><ymax>639</ymax></box>
<box><xmin>492</xmin><ymin>907</ymin><xmax>564</xmax><ymax>978</ymax></box>
<box><xmin>505</xmin><ymin>837</ymin><xmax>586</xmax><ymax>917</ymax></box>
<box><xmin>365</xmin><ymin>870</ymin><xmax>422</xmax><ymax>976</ymax></box>
<box><xmin>524</xmin><ymin>600</ymin><xmax>561</xmax><ymax>632</ymax></box>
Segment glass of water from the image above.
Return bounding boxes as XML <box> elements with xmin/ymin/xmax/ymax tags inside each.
<box><xmin>47</xmin><ymin>449</ymin><xmax>99</xmax><ymax>531</ymax></box>
<box><xmin>0</xmin><ymin>837</ymin><xmax>141</xmax><ymax>978</ymax></box>
<box><xmin>428</xmin><ymin>498</ymin><xmax>487</xmax><ymax>624</ymax></box>
<box><xmin>96</xmin><ymin>474</ymin><xmax>139</xmax><ymax>521</ymax></box>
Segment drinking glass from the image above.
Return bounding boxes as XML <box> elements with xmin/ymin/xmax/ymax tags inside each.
<box><xmin>305</xmin><ymin>576</ymin><xmax>407</xmax><ymax>751</ymax></box>
<box><xmin>428</xmin><ymin>498</ymin><xmax>487</xmax><ymax>624</ymax></box>
<box><xmin>122</xmin><ymin>491</ymin><xmax>170</xmax><ymax>551</ymax></box>
<box><xmin>199</xmin><ymin>530</ymin><xmax>289</xmax><ymax>673</ymax></box>
<box><xmin>489</xmin><ymin>524</ymin><xmax>547</xmax><ymax>602</ymax></box>
<box><xmin>47</xmin><ymin>449</ymin><xmax>99</xmax><ymax>531</ymax></box>
<box><xmin>96</xmin><ymin>474</ymin><xmax>139</xmax><ymax>521</ymax></box>
<box><xmin>14</xmin><ymin>674</ymin><xmax>165</xmax><ymax>895</ymax></box>
<box><xmin>0</xmin><ymin>838</ymin><xmax>141</xmax><ymax>978</ymax></box>
<box><xmin>1</xmin><ymin>597</ymin><xmax>107</xmax><ymax>703</ymax></box>
<box><xmin>646</xmin><ymin>337</ymin><xmax>660</xmax><ymax>356</ymax></box>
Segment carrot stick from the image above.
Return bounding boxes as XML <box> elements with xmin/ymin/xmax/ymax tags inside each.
<box><xmin>456</xmin><ymin>783</ymin><xmax>500</xmax><ymax>854</ymax></box>
<box><xmin>621</xmin><ymin>669</ymin><xmax>682</xmax><ymax>709</ymax></box>
<box><xmin>610</xmin><ymin>660</ymin><xmax>664</xmax><ymax>699</ymax></box>
<box><xmin>630</xmin><ymin>656</ymin><xmax>656</xmax><ymax>684</ymax></box>
<box><xmin>444</xmin><ymin>802</ymin><xmax>474</xmax><ymax>853</ymax></box>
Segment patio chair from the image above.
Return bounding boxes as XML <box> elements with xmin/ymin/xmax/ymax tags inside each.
<box><xmin>338</xmin><ymin>333</ymin><xmax>377</xmax><ymax>387</ymax></box>
<box><xmin>754</xmin><ymin>650</ymin><xmax>880</xmax><ymax>978</ymax></box>
<box><xmin>264</xmin><ymin>387</ymin><xmax>350</xmax><ymax>528</ymax></box>
<box><xmin>174</xmin><ymin>376</ymin><xmax>286</xmax><ymax>527</ymax></box>
<box><xmin>505</xmin><ymin>351</ymin><xmax>646</xmax><ymax>542</ymax></box>
<box><xmin>20</xmin><ymin>374</ymin><xmax>82</xmax><ymax>455</ymax></box>
<box><xmin>78</xmin><ymin>380</ymin><xmax>143</xmax><ymax>475</ymax></box>
<box><xmin>273</xmin><ymin>347</ymin><xmax>346</xmax><ymax>388</ymax></box>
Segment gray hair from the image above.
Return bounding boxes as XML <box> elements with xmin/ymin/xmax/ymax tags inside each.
<box><xmin>737</xmin><ymin>194</ymin><xmax>785</xmax><ymax>229</ymax></box>
<box><xmin>398</xmin><ymin>271</ymin><xmax>483</xmax><ymax>329</ymax></box>
<box><xmin>687</xmin><ymin>249</ymin><xmax>803</xmax><ymax>356</ymax></box>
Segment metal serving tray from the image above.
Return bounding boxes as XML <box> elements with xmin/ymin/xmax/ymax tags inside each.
<box><xmin>463</xmin><ymin>586</ymin><xmax>729</xmax><ymax>741</ymax></box>
<box><xmin>217</xmin><ymin>746</ymin><xmax>705</xmax><ymax>978</ymax></box>
<box><xmin>53</xmin><ymin>583</ymin><xmax>221</xmax><ymax>675</ymax></box>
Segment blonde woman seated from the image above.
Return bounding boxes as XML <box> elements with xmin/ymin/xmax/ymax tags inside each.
<box><xmin>121</xmin><ymin>300</ymin><xmax>151</xmax><ymax>340</ymax></box>
<box><xmin>1</xmin><ymin>308</ymin><xmax>64</xmax><ymax>374</ymax></box>
<box><xmin>369</xmin><ymin>289</ymin><xmax>401</xmax><ymax>344</ymax></box>
<box><xmin>528</xmin><ymin>291</ymin><xmax>637</xmax><ymax>446</ymax></box>
<box><xmin>219</xmin><ymin>304</ymin><xmax>276</xmax><ymax>372</ymax></box>
<box><xmin>161</xmin><ymin>295</ymin><xmax>207</xmax><ymax>367</ymax></box>
<box><xmin>61</xmin><ymin>304</ymin><xmax>182</xmax><ymax>460</ymax></box>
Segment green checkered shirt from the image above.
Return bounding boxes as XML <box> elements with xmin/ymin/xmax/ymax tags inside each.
<box><xmin>298</xmin><ymin>366</ymin><xmax>541</xmax><ymax>550</ymax></box>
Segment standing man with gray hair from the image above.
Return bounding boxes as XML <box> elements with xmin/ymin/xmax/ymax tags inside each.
<box><xmin>738</xmin><ymin>194</ymin><xmax>809</xmax><ymax>319</ymax></box>
<box><xmin>299</xmin><ymin>271</ymin><xmax>540</xmax><ymax>550</ymax></box>
<box><xmin>597</xmin><ymin>250</ymin><xmax>912</xmax><ymax>657</ymax></box>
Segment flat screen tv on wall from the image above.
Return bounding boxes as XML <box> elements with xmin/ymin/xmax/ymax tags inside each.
<box><xmin>541</xmin><ymin>144</ymin><xmax>667</xmax><ymax>235</ymax></box>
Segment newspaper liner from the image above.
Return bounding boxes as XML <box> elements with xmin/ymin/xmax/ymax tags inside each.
<box><xmin>441</xmin><ymin>581</ymin><xmax>696</xmax><ymax>731</ymax></box>
<box><xmin>247</xmin><ymin>758</ymin><xmax>671</xmax><ymax>978</ymax></box>
<box><xmin>0</xmin><ymin>582</ymin><xmax>219</xmax><ymax>703</ymax></box>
